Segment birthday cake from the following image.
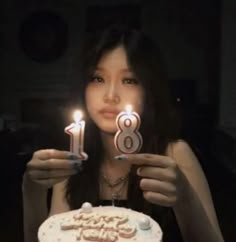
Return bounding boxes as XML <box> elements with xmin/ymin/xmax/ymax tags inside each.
<box><xmin>38</xmin><ymin>202</ymin><xmax>163</xmax><ymax>242</ymax></box>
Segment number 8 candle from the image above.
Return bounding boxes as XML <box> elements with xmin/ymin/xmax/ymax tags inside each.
<box><xmin>65</xmin><ymin>110</ymin><xmax>88</xmax><ymax>160</ymax></box>
<box><xmin>114</xmin><ymin>105</ymin><xmax>143</xmax><ymax>154</ymax></box>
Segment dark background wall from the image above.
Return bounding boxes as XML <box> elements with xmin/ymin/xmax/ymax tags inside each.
<box><xmin>0</xmin><ymin>0</ymin><xmax>219</xmax><ymax>116</ymax></box>
<box><xmin>0</xmin><ymin>0</ymin><xmax>235</xmax><ymax>241</ymax></box>
<box><xmin>220</xmin><ymin>0</ymin><xmax>236</xmax><ymax>128</ymax></box>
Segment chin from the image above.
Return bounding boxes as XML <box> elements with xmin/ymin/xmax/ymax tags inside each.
<box><xmin>91</xmin><ymin>115</ymin><xmax>118</xmax><ymax>135</ymax></box>
<box><xmin>97</xmin><ymin>123</ymin><xmax>117</xmax><ymax>135</ymax></box>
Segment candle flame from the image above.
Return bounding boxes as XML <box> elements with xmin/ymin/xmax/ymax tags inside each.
<box><xmin>125</xmin><ymin>105</ymin><xmax>132</xmax><ymax>114</ymax></box>
<box><xmin>73</xmin><ymin>110</ymin><xmax>82</xmax><ymax>124</ymax></box>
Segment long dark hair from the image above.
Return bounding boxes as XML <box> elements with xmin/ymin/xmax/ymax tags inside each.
<box><xmin>66</xmin><ymin>25</ymin><xmax>181</xmax><ymax>216</ymax></box>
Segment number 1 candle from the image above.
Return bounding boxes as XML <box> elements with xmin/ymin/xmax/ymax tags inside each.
<box><xmin>114</xmin><ymin>105</ymin><xmax>143</xmax><ymax>154</ymax></box>
<box><xmin>65</xmin><ymin>110</ymin><xmax>88</xmax><ymax>160</ymax></box>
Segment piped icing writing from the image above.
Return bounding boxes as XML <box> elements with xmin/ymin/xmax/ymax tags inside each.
<box><xmin>60</xmin><ymin>211</ymin><xmax>136</xmax><ymax>241</ymax></box>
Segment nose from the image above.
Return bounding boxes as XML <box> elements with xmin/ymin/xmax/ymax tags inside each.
<box><xmin>103</xmin><ymin>82</ymin><xmax>120</xmax><ymax>104</ymax></box>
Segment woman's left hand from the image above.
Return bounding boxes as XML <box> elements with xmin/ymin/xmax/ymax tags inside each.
<box><xmin>118</xmin><ymin>153</ymin><xmax>188</xmax><ymax>207</ymax></box>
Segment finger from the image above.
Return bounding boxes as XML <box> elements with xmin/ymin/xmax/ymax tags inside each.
<box><xmin>116</xmin><ymin>153</ymin><xmax>171</xmax><ymax>167</ymax></box>
<box><xmin>28</xmin><ymin>169</ymin><xmax>78</xmax><ymax>180</ymax></box>
<box><xmin>27</xmin><ymin>159</ymin><xmax>82</xmax><ymax>170</ymax></box>
<box><xmin>140</xmin><ymin>178</ymin><xmax>177</xmax><ymax>195</ymax></box>
<box><xmin>33</xmin><ymin>149</ymin><xmax>76</xmax><ymax>160</ymax></box>
<box><xmin>34</xmin><ymin>177</ymin><xmax>69</xmax><ymax>188</ymax></box>
<box><xmin>143</xmin><ymin>191</ymin><xmax>177</xmax><ymax>207</ymax></box>
<box><xmin>137</xmin><ymin>166</ymin><xmax>177</xmax><ymax>182</ymax></box>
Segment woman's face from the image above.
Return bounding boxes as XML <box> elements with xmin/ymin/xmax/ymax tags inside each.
<box><xmin>85</xmin><ymin>46</ymin><xmax>144</xmax><ymax>134</ymax></box>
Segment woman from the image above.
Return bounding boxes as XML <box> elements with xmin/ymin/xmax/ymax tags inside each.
<box><xmin>23</xmin><ymin>26</ymin><xmax>224</xmax><ymax>242</ymax></box>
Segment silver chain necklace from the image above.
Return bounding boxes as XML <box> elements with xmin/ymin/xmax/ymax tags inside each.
<box><xmin>100</xmin><ymin>173</ymin><xmax>129</xmax><ymax>206</ymax></box>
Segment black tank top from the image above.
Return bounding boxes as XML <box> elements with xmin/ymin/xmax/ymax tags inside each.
<box><xmin>96</xmin><ymin>200</ymin><xmax>183</xmax><ymax>242</ymax></box>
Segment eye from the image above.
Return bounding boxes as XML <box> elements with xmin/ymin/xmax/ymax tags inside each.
<box><xmin>122</xmin><ymin>78</ymin><xmax>139</xmax><ymax>85</ymax></box>
<box><xmin>90</xmin><ymin>75</ymin><xmax>104</xmax><ymax>83</ymax></box>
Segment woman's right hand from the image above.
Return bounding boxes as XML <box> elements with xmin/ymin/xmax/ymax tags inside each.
<box><xmin>25</xmin><ymin>149</ymin><xmax>81</xmax><ymax>188</ymax></box>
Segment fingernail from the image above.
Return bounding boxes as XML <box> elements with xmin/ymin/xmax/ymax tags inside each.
<box><xmin>68</xmin><ymin>153</ymin><xmax>79</xmax><ymax>160</ymax></box>
<box><xmin>69</xmin><ymin>160</ymin><xmax>82</xmax><ymax>171</ymax></box>
<box><xmin>137</xmin><ymin>168</ymin><xmax>141</xmax><ymax>176</ymax></box>
<box><xmin>114</xmin><ymin>155</ymin><xmax>128</xmax><ymax>161</ymax></box>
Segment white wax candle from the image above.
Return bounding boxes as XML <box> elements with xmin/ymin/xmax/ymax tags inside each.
<box><xmin>65</xmin><ymin>110</ymin><xmax>88</xmax><ymax>160</ymax></box>
<box><xmin>114</xmin><ymin>105</ymin><xmax>143</xmax><ymax>154</ymax></box>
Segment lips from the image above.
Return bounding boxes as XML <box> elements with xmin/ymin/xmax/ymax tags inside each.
<box><xmin>99</xmin><ymin>107</ymin><xmax>119</xmax><ymax>118</ymax></box>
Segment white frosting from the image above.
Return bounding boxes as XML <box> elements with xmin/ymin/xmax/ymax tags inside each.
<box><xmin>38</xmin><ymin>205</ymin><xmax>163</xmax><ymax>242</ymax></box>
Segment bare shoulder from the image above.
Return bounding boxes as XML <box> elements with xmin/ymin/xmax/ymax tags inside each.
<box><xmin>166</xmin><ymin>139</ymin><xmax>199</xmax><ymax>169</ymax></box>
<box><xmin>171</xmin><ymin>138</ymin><xmax>189</xmax><ymax>148</ymax></box>
<box><xmin>166</xmin><ymin>139</ymin><xmax>210</xmax><ymax>202</ymax></box>
<box><xmin>167</xmin><ymin>140</ymin><xmax>223</xmax><ymax>238</ymax></box>
<box><xmin>167</xmin><ymin>139</ymin><xmax>194</xmax><ymax>155</ymax></box>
